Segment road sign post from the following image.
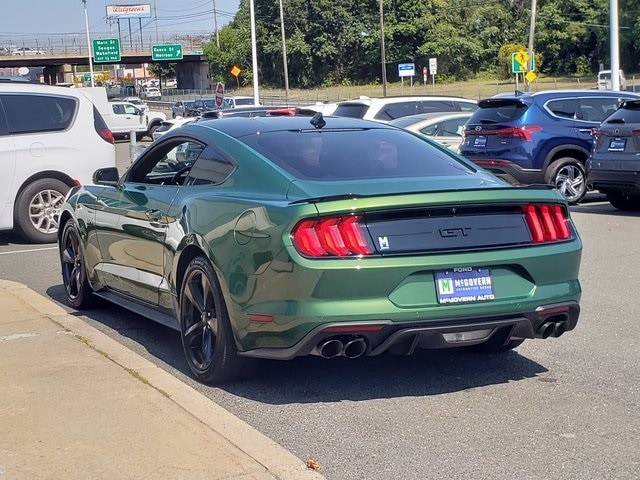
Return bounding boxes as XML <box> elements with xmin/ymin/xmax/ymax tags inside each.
<box><xmin>93</xmin><ymin>38</ymin><xmax>121</xmax><ymax>63</ymax></box>
<box><xmin>151</xmin><ymin>44</ymin><xmax>183</xmax><ymax>61</ymax></box>
<box><xmin>429</xmin><ymin>58</ymin><xmax>437</xmax><ymax>94</ymax></box>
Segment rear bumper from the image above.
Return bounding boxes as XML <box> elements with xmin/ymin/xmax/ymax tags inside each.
<box><xmin>588</xmin><ymin>169</ymin><xmax>640</xmax><ymax>194</ymax></box>
<box><xmin>466</xmin><ymin>158</ymin><xmax>545</xmax><ymax>185</ymax></box>
<box><xmin>238</xmin><ymin>301</ymin><xmax>580</xmax><ymax>360</ymax></box>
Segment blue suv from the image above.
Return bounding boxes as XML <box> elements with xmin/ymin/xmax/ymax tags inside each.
<box><xmin>459</xmin><ymin>90</ymin><xmax>640</xmax><ymax>203</ymax></box>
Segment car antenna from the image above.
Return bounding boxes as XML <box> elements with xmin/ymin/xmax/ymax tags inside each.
<box><xmin>310</xmin><ymin>111</ymin><xmax>326</xmax><ymax>129</ymax></box>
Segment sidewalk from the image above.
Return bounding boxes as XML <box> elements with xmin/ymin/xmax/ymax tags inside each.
<box><xmin>0</xmin><ymin>279</ymin><xmax>325</xmax><ymax>480</ymax></box>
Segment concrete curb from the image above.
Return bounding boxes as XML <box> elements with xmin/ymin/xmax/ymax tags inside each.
<box><xmin>0</xmin><ymin>280</ymin><xmax>325</xmax><ymax>480</ymax></box>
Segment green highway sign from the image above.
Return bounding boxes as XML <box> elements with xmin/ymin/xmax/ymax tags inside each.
<box><xmin>93</xmin><ymin>38</ymin><xmax>120</xmax><ymax>63</ymax></box>
<box><xmin>152</xmin><ymin>44</ymin><xmax>183</xmax><ymax>61</ymax></box>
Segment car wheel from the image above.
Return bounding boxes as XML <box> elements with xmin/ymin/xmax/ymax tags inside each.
<box><xmin>14</xmin><ymin>178</ymin><xmax>69</xmax><ymax>243</ymax></box>
<box><xmin>172</xmin><ymin>112</ymin><xmax>176</xmax><ymax>119</ymax></box>
<box><xmin>467</xmin><ymin>328</ymin><xmax>525</xmax><ymax>353</ymax></box>
<box><xmin>59</xmin><ymin>221</ymin><xmax>97</xmax><ymax>309</ymax></box>
<box><xmin>606</xmin><ymin>191</ymin><xmax>640</xmax><ymax>211</ymax></box>
<box><xmin>135</xmin><ymin>131</ymin><xmax>146</xmax><ymax>141</ymax></box>
<box><xmin>545</xmin><ymin>157</ymin><xmax>587</xmax><ymax>204</ymax></box>
<box><xmin>179</xmin><ymin>256</ymin><xmax>256</xmax><ymax>384</ymax></box>
<box><xmin>148</xmin><ymin>124</ymin><xmax>160</xmax><ymax>139</ymax></box>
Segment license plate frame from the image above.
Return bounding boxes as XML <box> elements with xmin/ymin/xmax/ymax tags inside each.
<box><xmin>435</xmin><ymin>267</ymin><xmax>495</xmax><ymax>304</ymax></box>
<box><xmin>608</xmin><ymin>137</ymin><xmax>627</xmax><ymax>152</ymax></box>
<box><xmin>473</xmin><ymin>136</ymin><xmax>487</xmax><ymax>148</ymax></box>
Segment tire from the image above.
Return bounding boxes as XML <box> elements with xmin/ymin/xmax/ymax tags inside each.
<box><xmin>172</xmin><ymin>112</ymin><xmax>176</xmax><ymax>119</ymax></box>
<box><xmin>179</xmin><ymin>256</ymin><xmax>257</xmax><ymax>384</ymax></box>
<box><xmin>14</xmin><ymin>178</ymin><xmax>69</xmax><ymax>243</ymax></box>
<box><xmin>135</xmin><ymin>131</ymin><xmax>146</xmax><ymax>141</ymax></box>
<box><xmin>59</xmin><ymin>221</ymin><xmax>97</xmax><ymax>309</ymax></box>
<box><xmin>545</xmin><ymin>157</ymin><xmax>587</xmax><ymax>204</ymax></box>
<box><xmin>606</xmin><ymin>191</ymin><xmax>640</xmax><ymax>211</ymax></box>
<box><xmin>467</xmin><ymin>328</ymin><xmax>525</xmax><ymax>353</ymax></box>
<box><xmin>147</xmin><ymin>123</ymin><xmax>160</xmax><ymax>139</ymax></box>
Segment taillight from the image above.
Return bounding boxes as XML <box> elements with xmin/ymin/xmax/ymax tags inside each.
<box><xmin>291</xmin><ymin>215</ymin><xmax>372</xmax><ymax>257</ymax></box>
<box><xmin>522</xmin><ymin>204</ymin><xmax>571</xmax><ymax>243</ymax></box>
<box><xmin>495</xmin><ymin>125</ymin><xmax>542</xmax><ymax>141</ymax></box>
<box><xmin>632</xmin><ymin>130</ymin><xmax>640</xmax><ymax>136</ymax></box>
<box><xmin>93</xmin><ymin>106</ymin><xmax>115</xmax><ymax>144</ymax></box>
<box><xmin>590</xmin><ymin>128</ymin><xmax>601</xmax><ymax>139</ymax></box>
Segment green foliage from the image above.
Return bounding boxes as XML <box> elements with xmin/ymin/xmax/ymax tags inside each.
<box><xmin>204</xmin><ymin>0</ymin><xmax>635</xmax><ymax>88</ymax></box>
<box><xmin>147</xmin><ymin>63</ymin><xmax>175</xmax><ymax>79</ymax></box>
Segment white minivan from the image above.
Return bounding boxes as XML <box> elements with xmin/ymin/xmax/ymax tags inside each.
<box><xmin>597</xmin><ymin>69</ymin><xmax>627</xmax><ymax>91</ymax></box>
<box><xmin>0</xmin><ymin>82</ymin><xmax>116</xmax><ymax>243</ymax></box>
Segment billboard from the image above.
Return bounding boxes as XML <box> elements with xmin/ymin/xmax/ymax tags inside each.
<box><xmin>106</xmin><ymin>4</ymin><xmax>152</xmax><ymax>19</ymax></box>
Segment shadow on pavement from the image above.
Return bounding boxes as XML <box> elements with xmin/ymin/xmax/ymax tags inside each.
<box><xmin>47</xmin><ymin>284</ymin><xmax>547</xmax><ymax>404</ymax></box>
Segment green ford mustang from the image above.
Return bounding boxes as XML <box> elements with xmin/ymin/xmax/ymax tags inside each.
<box><xmin>58</xmin><ymin>114</ymin><xmax>582</xmax><ymax>383</ymax></box>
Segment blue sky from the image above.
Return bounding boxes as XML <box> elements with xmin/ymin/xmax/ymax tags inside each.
<box><xmin>1</xmin><ymin>0</ymin><xmax>240</xmax><ymax>41</ymax></box>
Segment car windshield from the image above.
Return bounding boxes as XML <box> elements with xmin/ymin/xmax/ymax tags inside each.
<box><xmin>241</xmin><ymin>128</ymin><xmax>475</xmax><ymax>180</ymax></box>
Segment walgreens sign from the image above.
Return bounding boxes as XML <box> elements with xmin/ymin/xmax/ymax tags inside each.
<box><xmin>106</xmin><ymin>4</ymin><xmax>152</xmax><ymax>18</ymax></box>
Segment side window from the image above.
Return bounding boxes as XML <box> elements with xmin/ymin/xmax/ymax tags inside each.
<box><xmin>2</xmin><ymin>94</ymin><xmax>76</xmax><ymax>134</ymax></box>
<box><xmin>124</xmin><ymin>105</ymin><xmax>139</xmax><ymax>115</ymax></box>
<box><xmin>441</xmin><ymin>118</ymin><xmax>465</xmax><ymax>136</ymax></box>
<box><xmin>185</xmin><ymin>145</ymin><xmax>235</xmax><ymax>185</ymax></box>
<box><xmin>420</xmin><ymin>122</ymin><xmax>441</xmax><ymax>136</ymax></box>
<box><xmin>112</xmin><ymin>104</ymin><xmax>124</xmax><ymax>114</ymax></box>
<box><xmin>128</xmin><ymin>140</ymin><xmax>206</xmax><ymax>184</ymax></box>
<box><xmin>457</xmin><ymin>102</ymin><xmax>478</xmax><ymax>112</ymax></box>
<box><xmin>546</xmin><ymin>99</ymin><xmax>579</xmax><ymax>119</ymax></box>
<box><xmin>419</xmin><ymin>100</ymin><xmax>457</xmax><ymax>114</ymax></box>
<box><xmin>579</xmin><ymin>98</ymin><xmax>623</xmax><ymax>122</ymax></box>
<box><xmin>374</xmin><ymin>101</ymin><xmax>419</xmax><ymax>121</ymax></box>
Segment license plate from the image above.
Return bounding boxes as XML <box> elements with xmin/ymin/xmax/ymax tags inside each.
<box><xmin>435</xmin><ymin>267</ymin><xmax>495</xmax><ymax>304</ymax></box>
<box><xmin>473</xmin><ymin>136</ymin><xmax>487</xmax><ymax>148</ymax></box>
<box><xmin>608</xmin><ymin>138</ymin><xmax>626</xmax><ymax>152</ymax></box>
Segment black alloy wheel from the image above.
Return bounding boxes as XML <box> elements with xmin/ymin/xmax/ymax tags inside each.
<box><xmin>179</xmin><ymin>256</ymin><xmax>255</xmax><ymax>384</ymax></box>
<box><xmin>59</xmin><ymin>221</ymin><xmax>96</xmax><ymax>309</ymax></box>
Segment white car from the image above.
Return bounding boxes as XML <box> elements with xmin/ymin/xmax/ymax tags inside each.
<box><xmin>152</xmin><ymin>117</ymin><xmax>198</xmax><ymax>141</ymax></box>
<box><xmin>0</xmin><ymin>82</ymin><xmax>116</xmax><ymax>243</ymax></box>
<box><xmin>223</xmin><ymin>96</ymin><xmax>260</xmax><ymax>108</ymax></box>
<box><xmin>388</xmin><ymin>112</ymin><xmax>473</xmax><ymax>151</ymax></box>
<box><xmin>143</xmin><ymin>87</ymin><xmax>162</xmax><ymax>100</ymax></box>
<box><xmin>332</xmin><ymin>95</ymin><xmax>478</xmax><ymax>122</ymax></box>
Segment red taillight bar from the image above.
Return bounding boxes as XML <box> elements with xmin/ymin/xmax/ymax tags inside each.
<box><xmin>522</xmin><ymin>204</ymin><xmax>571</xmax><ymax>243</ymax></box>
<box><xmin>292</xmin><ymin>215</ymin><xmax>372</xmax><ymax>257</ymax></box>
<box><xmin>495</xmin><ymin>125</ymin><xmax>542</xmax><ymax>141</ymax></box>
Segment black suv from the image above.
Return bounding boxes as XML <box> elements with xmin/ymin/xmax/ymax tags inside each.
<box><xmin>459</xmin><ymin>90</ymin><xmax>640</xmax><ymax>203</ymax></box>
<box><xmin>587</xmin><ymin>99</ymin><xmax>640</xmax><ymax>210</ymax></box>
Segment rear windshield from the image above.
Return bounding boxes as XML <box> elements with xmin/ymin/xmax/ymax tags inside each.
<box><xmin>470</xmin><ymin>99</ymin><xmax>528</xmax><ymax>123</ymax></box>
<box><xmin>240</xmin><ymin>128</ymin><xmax>475</xmax><ymax>181</ymax></box>
<box><xmin>605</xmin><ymin>101</ymin><xmax>640</xmax><ymax>122</ymax></box>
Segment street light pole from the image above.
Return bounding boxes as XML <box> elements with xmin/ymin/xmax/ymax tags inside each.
<box><xmin>610</xmin><ymin>0</ymin><xmax>620</xmax><ymax>90</ymax></box>
<box><xmin>379</xmin><ymin>0</ymin><xmax>387</xmax><ymax>97</ymax></box>
<box><xmin>249</xmin><ymin>0</ymin><xmax>260</xmax><ymax>104</ymax></box>
<box><xmin>82</xmin><ymin>0</ymin><xmax>95</xmax><ymax>87</ymax></box>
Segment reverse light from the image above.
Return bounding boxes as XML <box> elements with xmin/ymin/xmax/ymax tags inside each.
<box><xmin>292</xmin><ymin>215</ymin><xmax>373</xmax><ymax>257</ymax></box>
<box><xmin>522</xmin><ymin>204</ymin><xmax>571</xmax><ymax>243</ymax></box>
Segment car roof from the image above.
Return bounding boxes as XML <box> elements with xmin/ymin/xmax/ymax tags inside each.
<box><xmin>489</xmin><ymin>89</ymin><xmax>640</xmax><ymax>102</ymax></box>
<box><xmin>338</xmin><ymin>95</ymin><xmax>476</xmax><ymax>106</ymax></box>
<box><xmin>389</xmin><ymin>111</ymin><xmax>472</xmax><ymax>125</ymax></box>
<box><xmin>182</xmin><ymin>114</ymin><xmax>390</xmax><ymax>138</ymax></box>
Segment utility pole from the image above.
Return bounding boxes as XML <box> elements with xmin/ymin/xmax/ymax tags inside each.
<box><xmin>379</xmin><ymin>0</ymin><xmax>387</xmax><ymax>97</ymax></box>
<box><xmin>525</xmin><ymin>0</ymin><xmax>537</xmax><ymax>92</ymax></box>
<box><xmin>153</xmin><ymin>0</ymin><xmax>159</xmax><ymax>43</ymax></box>
<box><xmin>212</xmin><ymin>0</ymin><xmax>220</xmax><ymax>48</ymax></box>
<box><xmin>278</xmin><ymin>0</ymin><xmax>289</xmax><ymax>100</ymax></box>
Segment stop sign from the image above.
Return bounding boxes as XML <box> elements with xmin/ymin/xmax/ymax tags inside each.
<box><xmin>214</xmin><ymin>82</ymin><xmax>225</xmax><ymax>108</ymax></box>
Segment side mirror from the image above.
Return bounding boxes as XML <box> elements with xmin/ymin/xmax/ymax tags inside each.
<box><xmin>93</xmin><ymin>167</ymin><xmax>119</xmax><ymax>186</ymax></box>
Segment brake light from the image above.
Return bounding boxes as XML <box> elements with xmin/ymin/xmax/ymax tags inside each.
<box><xmin>495</xmin><ymin>125</ymin><xmax>542</xmax><ymax>141</ymax></box>
<box><xmin>292</xmin><ymin>215</ymin><xmax>372</xmax><ymax>257</ymax></box>
<box><xmin>590</xmin><ymin>128</ymin><xmax>601</xmax><ymax>138</ymax></box>
<box><xmin>522</xmin><ymin>204</ymin><xmax>571</xmax><ymax>243</ymax></box>
<box><xmin>632</xmin><ymin>130</ymin><xmax>640</xmax><ymax>136</ymax></box>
